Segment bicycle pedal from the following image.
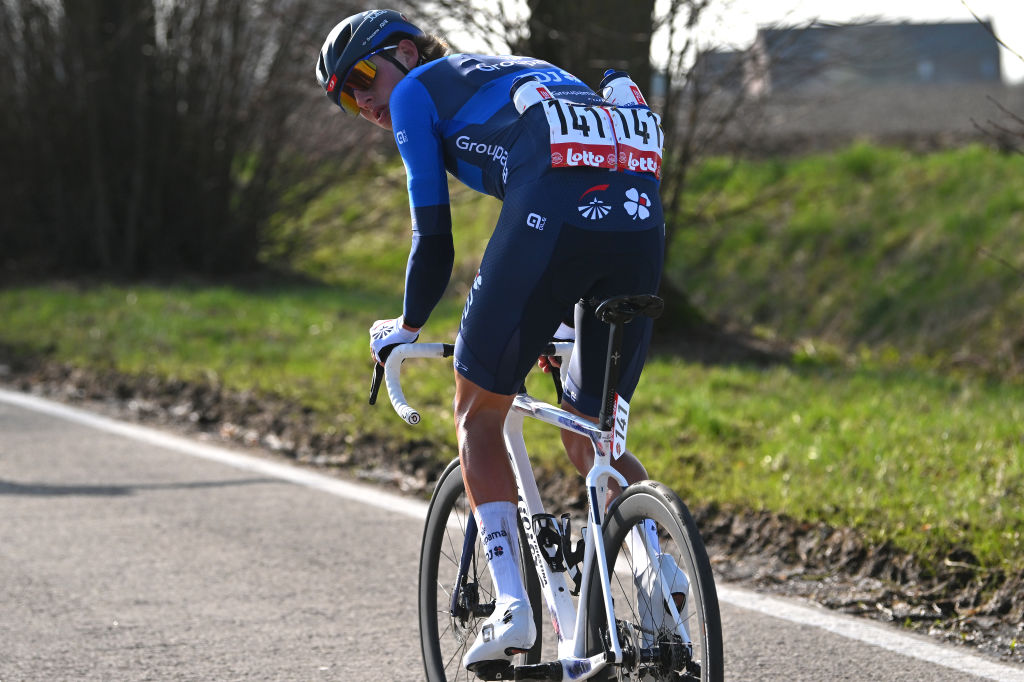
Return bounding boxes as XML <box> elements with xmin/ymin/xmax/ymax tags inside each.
<box><xmin>513</xmin><ymin>661</ymin><xmax>563</xmax><ymax>680</ymax></box>
<box><xmin>467</xmin><ymin>659</ymin><xmax>514</xmax><ymax>680</ymax></box>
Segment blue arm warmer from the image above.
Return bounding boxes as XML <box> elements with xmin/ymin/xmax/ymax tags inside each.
<box><xmin>402</xmin><ymin>231</ymin><xmax>455</xmax><ymax>329</ymax></box>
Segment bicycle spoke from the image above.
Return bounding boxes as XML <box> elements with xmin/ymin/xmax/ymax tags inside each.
<box><xmin>587</xmin><ymin>483</ymin><xmax>723</xmax><ymax>681</ymax></box>
<box><xmin>443</xmin><ymin>641</ymin><xmax>466</xmax><ymax>673</ymax></box>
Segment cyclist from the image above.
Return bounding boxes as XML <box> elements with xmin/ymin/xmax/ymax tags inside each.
<box><xmin>317</xmin><ymin>9</ymin><xmax>677</xmax><ymax>673</ymax></box>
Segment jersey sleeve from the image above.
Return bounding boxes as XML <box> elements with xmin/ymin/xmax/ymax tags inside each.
<box><xmin>389</xmin><ymin>76</ymin><xmax>454</xmax><ymax>329</ymax></box>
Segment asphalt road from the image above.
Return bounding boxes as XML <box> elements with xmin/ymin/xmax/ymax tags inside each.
<box><xmin>2</xmin><ymin>392</ymin><xmax>1022</xmax><ymax>681</ymax></box>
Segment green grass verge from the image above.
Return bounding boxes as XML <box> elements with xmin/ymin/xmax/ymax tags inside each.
<box><xmin>2</xmin><ymin>282</ymin><xmax>1022</xmax><ymax>573</ymax></box>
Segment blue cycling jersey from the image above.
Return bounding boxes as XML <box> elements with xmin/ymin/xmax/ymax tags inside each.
<box><xmin>386</xmin><ymin>53</ymin><xmax>664</xmax><ymax>406</ymax></box>
<box><xmin>389</xmin><ymin>54</ymin><xmax>630</xmax><ymax>328</ymax></box>
<box><xmin>392</xmin><ymin>55</ymin><xmax>606</xmax><ymax>209</ymax></box>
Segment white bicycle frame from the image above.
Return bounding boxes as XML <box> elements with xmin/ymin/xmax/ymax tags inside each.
<box><xmin>383</xmin><ymin>341</ymin><xmax>686</xmax><ymax>681</ymax></box>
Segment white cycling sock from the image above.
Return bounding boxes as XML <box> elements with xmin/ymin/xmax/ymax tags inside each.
<box><xmin>475</xmin><ymin>501</ymin><xmax>528</xmax><ymax>604</ymax></box>
<box><xmin>627</xmin><ymin>519</ymin><xmax>662</xmax><ymax>575</ymax></box>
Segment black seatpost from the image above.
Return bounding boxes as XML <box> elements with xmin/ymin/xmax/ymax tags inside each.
<box><xmin>597</xmin><ymin>320</ymin><xmax>624</xmax><ymax>432</ymax></box>
<box><xmin>591</xmin><ymin>294</ymin><xmax>664</xmax><ymax>432</ymax></box>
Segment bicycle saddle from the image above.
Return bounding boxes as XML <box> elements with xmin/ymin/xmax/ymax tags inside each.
<box><xmin>594</xmin><ymin>294</ymin><xmax>664</xmax><ymax>325</ymax></box>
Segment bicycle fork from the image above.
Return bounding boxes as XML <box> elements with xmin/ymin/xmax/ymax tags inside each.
<box><xmin>450</xmin><ymin>515</ymin><xmax>497</xmax><ymax>629</ymax></box>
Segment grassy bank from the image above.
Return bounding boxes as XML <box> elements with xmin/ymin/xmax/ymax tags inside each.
<box><xmin>670</xmin><ymin>143</ymin><xmax>1024</xmax><ymax>370</ymax></box>
<box><xmin>2</xmin><ymin>283</ymin><xmax>1022</xmax><ymax>573</ymax></box>
<box><xmin>2</xmin><ymin>143</ymin><xmax>1023</xmax><ymax>575</ymax></box>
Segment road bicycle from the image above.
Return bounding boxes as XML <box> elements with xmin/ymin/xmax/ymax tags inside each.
<box><xmin>370</xmin><ymin>294</ymin><xmax>723</xmax><ymax>681</ymax></box>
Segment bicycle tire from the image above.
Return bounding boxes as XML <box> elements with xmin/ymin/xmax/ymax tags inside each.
<box><xmin>585</xmin><ymin>480</ymin><xmax>724</xmax><ymax>681</ymax></box>
<box><xmin>419</xmin><ymin>459</ymin><xmax>544</xmax><ymax>681</ymax></box>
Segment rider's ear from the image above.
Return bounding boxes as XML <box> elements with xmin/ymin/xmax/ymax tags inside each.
<box><xmin>396</xmin><ymin>38</ymin><xmax>420</xmax><ymax>70</ymax></box>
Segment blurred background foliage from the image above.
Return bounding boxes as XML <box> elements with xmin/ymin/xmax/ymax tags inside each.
<box><xmin>2</xmin><ymin>1</ymin><xmax>1021</xmax><ymax>353</ymax></box>
<box><xmin>1</xmin><ymin>0</ymin><xmax>376</xmax><ymax>276</ymax></box>
<box><xmin>0</xmin><ymin>1</ymin><xmax>708</xmax><ymax>288</ymax></box>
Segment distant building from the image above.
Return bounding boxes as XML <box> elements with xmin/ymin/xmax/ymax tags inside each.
<box><xmin>750</xmin><ymin>21</ymin><xmax>1003</xmax><ymax>95</ymax></box>
<box><xmin>692</xmin><ymin>49</ymin><xmax>748</xmax><ymax>91</ymax></box>
<box><xmin>687</xmin><ymin>21</ymin><xmax>1022</xmax><ymax>153</ymax></box>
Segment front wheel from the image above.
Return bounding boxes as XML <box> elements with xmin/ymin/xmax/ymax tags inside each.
<box><xmin>418</xmin><ymin>459</ymin><xmax>543</xmax><ymax>681</ymax></box>
<box><xmin>586</xmin><ymin>480</ymin><xmax>724</xmax><ymax>681</ymax></box>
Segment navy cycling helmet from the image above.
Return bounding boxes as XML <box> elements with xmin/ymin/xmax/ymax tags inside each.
<box><xmin>316</xmin><ymin>9</ymin><xmax>424</xmax><ymax>112</ymax></box>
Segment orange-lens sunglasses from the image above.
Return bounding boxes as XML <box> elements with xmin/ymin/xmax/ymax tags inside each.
<box><xmin>338</xmin><ymin>46</ymin><xmax>400</xmax><ymax>116</ymax></box>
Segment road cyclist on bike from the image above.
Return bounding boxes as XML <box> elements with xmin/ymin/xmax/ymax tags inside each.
<box><xmin>316</xmin><ymin>9</ymin><xmax>685</xmax><ymax>675</ymax></box>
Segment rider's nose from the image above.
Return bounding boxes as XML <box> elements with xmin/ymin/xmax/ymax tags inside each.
<box><xmin>354</xmin><ymin>89</ymin><xmax>372</xmax><ymax>110</ymax></box>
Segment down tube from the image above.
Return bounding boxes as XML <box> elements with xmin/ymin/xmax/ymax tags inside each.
<box><xmin>503</xmin><ymin>409</ymin><xmax>578</xmax><ymax>657</ymax></box>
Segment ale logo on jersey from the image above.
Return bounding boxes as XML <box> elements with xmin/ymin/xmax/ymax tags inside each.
<box><xmin>577</xmin><ymin>184</ymin><xmax>611</xmax><ymax>220</ymax></box>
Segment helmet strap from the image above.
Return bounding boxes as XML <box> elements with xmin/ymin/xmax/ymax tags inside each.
<box><xmin>380</xmin><ymin>51</ymin><xmax>411</xmax><ymax>76</ymax></box>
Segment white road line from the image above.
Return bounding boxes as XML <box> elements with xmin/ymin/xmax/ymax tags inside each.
<box><xmin>0</xmin><ymin>388</ymin><xmax>431</xmax><ymax>520</ymax></box>
<box><xmin>716</xmin><ymin>585</ymin><xmax>1024</xmax><ymax>681</ymax></box>
<box><xmin>3</xmin><ymin>387</ymin><xmax>1022</xmax><ymax>681</ymax></box>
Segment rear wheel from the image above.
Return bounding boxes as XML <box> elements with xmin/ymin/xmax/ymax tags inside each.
<box><xmin>586</xmin><ymin>480</ymin><xmax>723</xmax><ymax>681</ymax></box>
<box><xmin>419</xmin><ymin>459</ymin><xmax>543</xmax><ymax>681</ymax></box>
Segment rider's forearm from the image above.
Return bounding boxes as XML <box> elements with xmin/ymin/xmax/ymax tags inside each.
<box><xmin>402</xmin><ymin>231</ymin><xmax>454</xmax><ymax>329</ymax></box>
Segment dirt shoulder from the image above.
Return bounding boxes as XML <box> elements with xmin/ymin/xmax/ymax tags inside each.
<box><xmin>1</xmin><ymin>349</ymin><xmax>1021</xmax><ymax>666</ymax></box>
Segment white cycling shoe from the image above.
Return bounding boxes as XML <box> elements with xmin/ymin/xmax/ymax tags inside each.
<box><xmin>635</xmin><ymin>553</ymin><xmax>690</xmax><ymax>636</ymax></box>
<box><xmin>463</xmin><ymin>598</ymin><xmax>537</xmax><ymax>673</ymax></box>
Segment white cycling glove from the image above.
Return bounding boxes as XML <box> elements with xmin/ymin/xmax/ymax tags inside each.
<box><xmin>370</xmin><ymin>316</ymin><xmax>419</xmax><ymax>364</ymax></box>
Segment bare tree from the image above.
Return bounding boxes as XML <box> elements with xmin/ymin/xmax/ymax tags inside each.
<box><xmin>964</xmin><ymin>5</ymin><xmax>1024</xmax><ymax>152</ymax></box>
<box><xmin>0</xmin><ymin>0</ymin><xmax>363</xmax><ymax>277</ymax></box>
<box><xmin>973</xmin><ymin>99</ymin><xmax>1024</xmax><ymax>153</ymax></box>
<box><xmin>412</xmin><ymin>0</ymin><xmax>531</xmax><ymax>54</ymax></box>
<box><xmin>410</xmin><ymin>0</ymin><xmax>735</xmax><ymax>328</ymax></box>
<box><xmin>416</xmin><ymin>1</ymin><xmax>653</xmax><ymax>99</ymax></box>
<box><xmin>523</xmin><ymin>0</ymin><xmax>655</xmax><ymax>91</ymax></box>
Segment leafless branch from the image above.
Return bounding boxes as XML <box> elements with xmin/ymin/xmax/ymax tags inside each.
<box><xmin>960</xmin><ymin>0</ymin><xmax>1024</xmax><ymax>66</ymax></box>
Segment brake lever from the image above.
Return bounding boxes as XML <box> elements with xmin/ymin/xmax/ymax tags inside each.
<box><xmin>368</xmin><ymin>363</ymin><xmax>384</xmax><ymax>405</ymax></box>
<box><xmin>540</xmin><ymin>343</ymin><xmax>564</xmax><ymax>403</ymax></box>
<box><xmin>550</xmin><ymin>359</ymin><xmax>563</xmax><ymax>403</ymax></box>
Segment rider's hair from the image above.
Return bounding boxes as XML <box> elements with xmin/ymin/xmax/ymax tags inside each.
<box><xmin>409</xmin><ymin>33</ymin><xmax>450</xmax><ymax>64</ymax></box>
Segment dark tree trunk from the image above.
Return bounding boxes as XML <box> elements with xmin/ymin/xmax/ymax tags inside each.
<box><xmin>524</xmin><ymin>0</ymin><xmax>655</xmax><ymax>92</ymax></box>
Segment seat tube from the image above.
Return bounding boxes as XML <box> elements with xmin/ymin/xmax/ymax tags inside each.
<box><xmin>504</xmin><ymin>407</ymin><xmax>579</xmax><ymax>654</ymax></box>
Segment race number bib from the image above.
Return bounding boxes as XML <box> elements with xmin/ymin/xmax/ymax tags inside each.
<box><xmin>543</xmin><ymin>100</ymin><xmax>617</xmax><ymax>171</ymax></box>
<box><xmin>541</xmin><ymin>100</ymin><xmax>663</xmax><ymax>179</ymax></box>
<box><xmin>607</xmin><ymin>107</ymin><xmax>663</xmax><ymax>177</ymax></box>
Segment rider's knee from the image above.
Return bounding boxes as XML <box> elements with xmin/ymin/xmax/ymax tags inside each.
<box><xmin>453</xmin><ymin>373</ymin><xmax>514</xmax><ymax>434</ymax></box>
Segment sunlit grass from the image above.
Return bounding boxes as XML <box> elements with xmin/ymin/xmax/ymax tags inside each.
<box><xmin>671</xmin><ymin>143</ymin><xmax>1024</xmax><ymax>368</ymax></box>
<box><xmin>631</xmin><ymin>359</ymin><xmax>1024</xmax><ymax>568</ymax></box>
<box><xmin>2</xmin><ymin>283</ymin><xmax>1022</xmax><ymax>571</ymax></box>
